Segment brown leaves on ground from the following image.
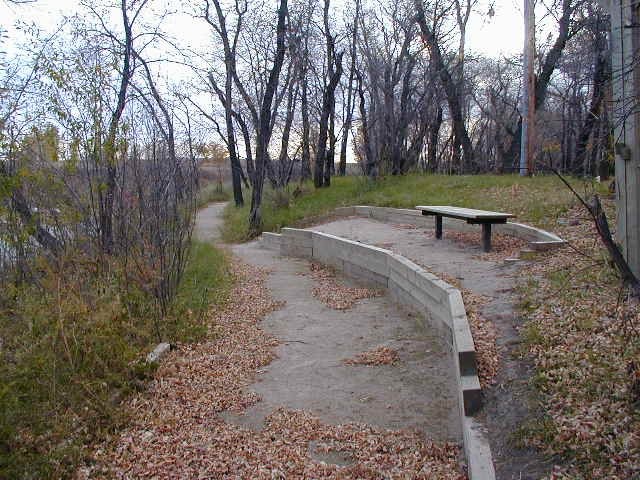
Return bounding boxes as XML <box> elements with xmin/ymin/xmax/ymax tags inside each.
<box><xmin>518</xmin><ymin>203</ymin><xmax>640</xmax><ymax>479</ymax></box>
<box><xmin>422</xmin><ymin>269</ymin><xmax>499</xmax><ymax>388</ymax></box>
<box><xmin>463</xmin><ymin>291</ymin><xmax>499</xmax><ymax>388</ymax></box>
<box><xmin>83</xmin><ymin>259</ymin><xmax>465</xmax><ymax>479</ymax></box>
<box><xmin>343</xmin><ymin>346</ymin><xmax>399</xmax><ymax>366</ymax></box>
<box><xmin>444</xmin><ymin>230</ymin><xmax>527</xmax><ymax>261</ymax></box>
<box><xmin>307</xmin><ymin>262</ymin><xmax>382</xmax><ymax>310</ymax></box>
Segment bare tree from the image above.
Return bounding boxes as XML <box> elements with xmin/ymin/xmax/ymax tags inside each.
<box><xmin>314</xmin><ymin>0</ymin><xmax>343</xmax><ymax>188</ymax></box>
<box><xmin>414</xmin><ymin>0</ymin><xmax>474</xmax><ymax>170</ymax></box>
<box><xmin>202</xmin><ymin>0</ymin><xmax>247</xmax><ymax>207</ymax></box>
<box><xmin>338</xmin><ymin>0</ymin><xmax>361</xmax><ymax>176</ymax></box>
<box><xmin>248</xmin><ymin>0</ymin><xmax>288</xmax><ymax>235</ymax></box>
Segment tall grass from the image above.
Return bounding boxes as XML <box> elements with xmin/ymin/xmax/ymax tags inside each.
<box><xmin>0</xmin><ymin>240</ymin><xmax>231</xmax><ymax>478</ymax></box>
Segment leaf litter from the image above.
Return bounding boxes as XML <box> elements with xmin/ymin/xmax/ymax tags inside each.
<box><xmin>80</xmin><ymin>258</ymin><xmax>466</xmax><ymax>479</ymax></box>
<box><xmin>343</xmin><ymin>346</ymin><xmax>400</xmax><ymax>366</ymax></box>
<box><xmin>417</xmin><ymin>266</ymin><xmax>499</xmax><ymax>389</ymax></box>
<box><xmin>305</xmin><ymin>262</ymin><xmax>383</xmax><ymax>310</ymax></box>
<box><xmin>517</xmin><ymin>203</ymin><xmax>640</xmax><ymax>479</ymax></box>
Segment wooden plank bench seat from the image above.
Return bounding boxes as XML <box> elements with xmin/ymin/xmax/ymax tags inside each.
<box><xmin>415</xmin><ymin>206</ymin><xmax>515</xmax><ymax>252</ymax></box>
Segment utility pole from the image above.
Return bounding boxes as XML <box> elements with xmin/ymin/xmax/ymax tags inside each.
<box><xmin>599</xmin><ymin>0</ymin><xmax>640</xmax><ymax>277</ymax></box>
<box><xmin>520</xmin><ymin>0</ymin><xmax>535</xmax><ymax>176</ymax></box>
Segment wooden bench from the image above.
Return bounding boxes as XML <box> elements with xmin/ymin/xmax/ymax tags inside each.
<box><xmin>415</xmin><ymin>206</ymin><xmax>514</xmax><ymax>252</ymax></box>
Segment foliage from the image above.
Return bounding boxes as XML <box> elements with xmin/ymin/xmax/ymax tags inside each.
<box><xmin>0</xmin><ymin>241</ymin><xmax>231</xmax><ymax>478</ymax></box>
<box><xmin>222</xmin><ymin>174</ymin><xmax>606</xmax><ymax>242</ymax></box>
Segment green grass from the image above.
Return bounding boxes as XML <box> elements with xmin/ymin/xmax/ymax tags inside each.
<box><xmin>222</xmin><ymin>173</ymin><xmax>606</xmax><ymax>243</ymax></box>
<box><xmin>197</xmin><ymin>182</ymin><xmax>231</xmax><ymax>208</ymax></box>
<box><xmin>0</xmin><ymin>240</ymin><xmax>231</xmax><ymax>478</ymax></box>
<box><xmin>169</xmin><ymin>240</ymin><xmax>232</xmax><ymax>342</ymax></box>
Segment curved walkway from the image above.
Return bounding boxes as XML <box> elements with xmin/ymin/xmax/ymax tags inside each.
<box><xmin>195</xmin><ymin>204</ymin><xmax>551</xmax><ymax>478</ymax></box>
<box><xmin>307</xmin><ymin>216</ymin><xmax>552</xmax><ymax>480</ymax></box>
<box><xmin>93</xmin><ymin>203</ymin><xmax>546</xmax><ymax>479</ymax></box>
<box><xmin>195</xmin><ymin>203</ymin><xmax>461</xmax><ymax>442</ymax></box>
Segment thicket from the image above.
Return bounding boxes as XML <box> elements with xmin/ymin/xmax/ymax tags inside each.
<box><xmin>0</xmin><ymin>3</ymin><xmax>232</xmax><ymax>476</ymax></box>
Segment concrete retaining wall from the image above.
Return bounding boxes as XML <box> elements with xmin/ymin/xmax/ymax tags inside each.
<box><xmin>335</xmin><ymin>205</ymin><xmax>565</xmax><ymax>250</ymax></box>
<box><xmin>260</xmin><ymin>228</ymin><xmax>495</xmax><ymax>480</ymax></box>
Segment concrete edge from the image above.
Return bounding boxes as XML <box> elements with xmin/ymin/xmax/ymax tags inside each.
<box><xmin>258</xmin><ymin>226</ymin><xmax>494</xmax><ymax>479</ymax></box>
<box><xmin>146</xmin><ymin>342</ymin><xmax>171</xmax><ymax>364</ymax></box>
<box><xmin>260</xmin><ymin>232</ymin><xmax>283</xmax><ymax>250</ymax></box>
<box><xmin>464</xmin><ymin>416</ymin><xmax>497</xmax><ymax>480</ymax></box>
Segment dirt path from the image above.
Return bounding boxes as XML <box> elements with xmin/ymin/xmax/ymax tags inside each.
<box><xmin>87</xmin><ymin>204</ymin><xmax>466</xmax><ymax>479</ymax></box>
<box><xmin>194</xmin><ymin>202</ymin><xmax>461</xmax><ymax>443</ymax></box>
<box><xmin>194</xmin><ymin>202</ymin><xmax>227</xmax><ymax>243</ymax></box>
<box><xmin>311</xmin><ymin>217</ymin><xmax>553</xmax><ymax>480</ymax></box>
<box><xmin>228</xmin><ymin>241</ymin><xmax>460</xmax><ymax>442</ymax></box>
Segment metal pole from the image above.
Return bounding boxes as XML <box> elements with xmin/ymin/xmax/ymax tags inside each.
<box><xmin>520</xmin><ymin>0</ymin><xmax>535</xmax><ymax>176</ymax></box>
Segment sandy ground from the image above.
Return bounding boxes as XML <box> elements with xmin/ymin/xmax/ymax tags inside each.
<box><xmin>227</xmin><ymin>241</ymin><xmax>461</xmax><ymax>443</ymax></box>
<box><xmin>192</xmin><ymin>203</ymin><xmax>463</xmax><ymax>467</ymax></box>
<box><xmin>310</xmin><ymin>217</ymin><xmax>553</xmax><ymax>480</ymax></box>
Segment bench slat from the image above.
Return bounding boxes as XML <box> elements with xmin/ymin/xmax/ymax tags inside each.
<box><xmin>415</xmin><ymin>205</ymin><xmax>514</xmax><ymax>221</ymax></box>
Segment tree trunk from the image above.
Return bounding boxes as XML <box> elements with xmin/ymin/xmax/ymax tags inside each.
<box><xmin>428</xmin><ymin>105</ymin><xmax>443</xmax><ymax>170</ymax></box>
<box><xmin>300</xmin><ymin>71</ymin><xmax>311</xmax><ymax>182</ymax></box>
<box><xmin>356</xmin><ymin>69</ymin><xmax>377</xmax><ymax>178</ymax></box>
<box><xmin>574</xmin><ymin>26</ymin><xmax>608</xmax><ymax>174</ymax></box>
<box><xmin>414</xmin><ymin>0</ymin><xmax>473</xmax><ymax>167</ymax></box>
<box><xmin>315</xmin><ymin>53</ymin><xmax>343</xmax><ymax>188</ymax></box>
<box><xmin>248</xmin><ymin>0</ymin><xmax>288</xmax><ymax>236</ymax></box>
<box><xmin>277</xmin><ymin>79</ymin><xmax>299</xmax><ymax>188</ymax></box>
<box><xmin>339</xmin><ymin>0</ymin><xmax>361</xmax><ymax>176</ymax></box>
<box><xmin>100</xmin><ymin>0</ymin><xmax>133</xmax><ymax>253</ymax></box>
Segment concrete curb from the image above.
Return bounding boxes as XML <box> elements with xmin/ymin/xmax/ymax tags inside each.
<box><xmin>333</xmin><ymin>205</ymin><xmax>565</xmax><ymax>251</ymax></box>
<box><xmin>146</xmin><ymin>342</ymin><xmax>171</xmax><ymax>364</ymax></box>
<box><xmin>259</xmin><ymin>229</ymin><xmax>495</xmax><ymax>480</ymax></box>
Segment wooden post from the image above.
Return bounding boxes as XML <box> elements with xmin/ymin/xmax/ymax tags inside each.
<box><xmin>435</xmin><ymin>215</ymin><xmax>443</xmax><ymax>239</ymax></box>
<box><xmin>601</xmin><ymin>0</ymin><xmax>640</xmax><ymax>277</ymax></box>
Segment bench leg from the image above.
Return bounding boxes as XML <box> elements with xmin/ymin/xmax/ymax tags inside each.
<box><xmin>435</xmin><ymin>215</ymin><xmax>443</xmax><ymax>239</ymax></box>
<box><xmin>482</xmin><ymin>224</ymin><xmax>492</xmax><ymax>252</ymax></box>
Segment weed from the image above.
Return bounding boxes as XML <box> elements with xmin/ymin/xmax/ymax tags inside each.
<box><xmin>0</xmin><ymin>240</ymin><xmax>231</xmax><ymax>477</ymax></box>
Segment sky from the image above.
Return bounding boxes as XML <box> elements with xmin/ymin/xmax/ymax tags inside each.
<box><xmin>1</xmin><ymin>0</ymin><xmax>527</xmax><ymax>59</ymax></box>
<box><xmin>0</xmin><ymin>0</ymin><xmax>529</xmax><ymax>163</ymax></box>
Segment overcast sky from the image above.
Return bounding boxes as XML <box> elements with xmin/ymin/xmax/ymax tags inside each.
<box><xmin>1</xmin><ymin>0</ymin><xmax>526</xmax><ymax>58</ymax></box>
<box><xmin>0</xmin><ymin>0</ymin><xmax>529</xmax><ymax>162</ymax></box>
